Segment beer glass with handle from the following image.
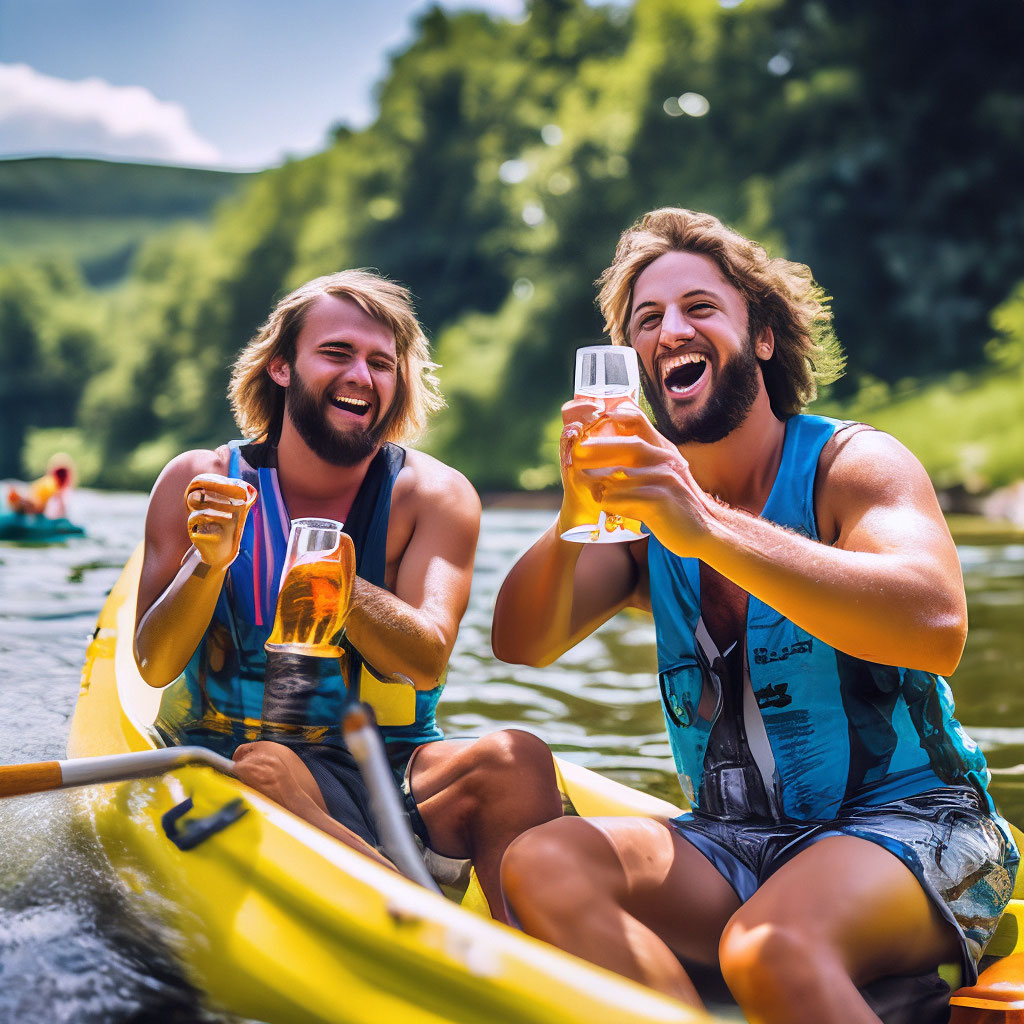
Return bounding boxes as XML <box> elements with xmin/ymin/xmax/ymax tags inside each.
<box><xmin>560</xmin><ymin>344</ymin><xmax>646</xmax><ymax>543</ymax></box>
<box><xmin>265</xmin><ymin>518</ymin><xmax>355</xmax><ymax>657</ymax></box>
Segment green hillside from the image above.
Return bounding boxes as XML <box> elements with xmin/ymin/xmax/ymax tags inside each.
<box><xmin>0</xmin><ymin>157</ymin><xmax>252</xmax><ymax>284</ymax></box>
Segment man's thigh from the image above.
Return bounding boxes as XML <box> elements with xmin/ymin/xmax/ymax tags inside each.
<box><xmin>541</xmin><ymin>815</ymin><xmax>744</xmax><ymax>967</ymax></box>
<box><xmin>730</xmin><ymin>835</ymin><xmax>960</xmax><ymax>984</ymax></box>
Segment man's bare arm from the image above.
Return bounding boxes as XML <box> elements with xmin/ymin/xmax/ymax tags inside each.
<box><xmin>133</xmin><ymin>449</ymin><xmax>251</xmax><ymax>687</ymax></box>
<box><xmin>491</xmin><ymin>399</ymin><xmax>648</xmax><ymax>668</ymax></box>
<box><xmin>341</xmin><ymin>458</ymin><xmax>481</xmax><ymax>689</ymax></box>
<box><xmin>491</xmin><ymin>522</ymin><xmax>645</xmax><ymax>667</ymax></box>
<box><xmin>577</xmin><ymin>413</ymin><xmax>966</xmax><ymax>675</ymax></box>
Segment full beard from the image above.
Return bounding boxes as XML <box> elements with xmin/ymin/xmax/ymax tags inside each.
<box><xmin>640</xmin><ymin>340</ymin><xmax>762</xmax><ymax>446</ymax></box>
<box><xmin>285</xmin><ymin>367</ymin><xmax>384</xmax><ymax>467</ymax></box>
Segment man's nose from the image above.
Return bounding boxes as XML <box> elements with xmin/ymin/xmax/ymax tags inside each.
<box><xmin>345</xmin><ymin>357</ymin><xmax>373</xmax><ymax>387</ymax></box>
<box><xmin>659</xmin><ymin>305</ymin><xmax>695</xmax><ymax>347</ymax></box>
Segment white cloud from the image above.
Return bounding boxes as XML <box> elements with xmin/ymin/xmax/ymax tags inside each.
<box><xmin>0</xmin><ymin>62</ymin><xmax>220</xmax><ymax>165</ymax></box>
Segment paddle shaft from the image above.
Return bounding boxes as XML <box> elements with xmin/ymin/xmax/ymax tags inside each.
<box><xmin>0</xmin><ymin>746</ymin><xmax>236</xmax><ymax>799</ymax></box>
<box><xmin>343</xmin><ymin>704</ymin><xmax>441</xmax><ymax>893</ymax></box>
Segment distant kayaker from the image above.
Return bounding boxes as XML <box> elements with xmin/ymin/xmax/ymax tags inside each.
<box><xmin>133</xmin><ymin>270</ymin><xmax>562</xmax><ymax>914</ymax></box>
<box><xmin>6</xmin><ymin>453</ymin><xmax>76</xmax><ymax>518</ymax></box>
<box><xmin>492</xmin><ymin>209</ymin><xmax>1018</xmax><ymax>1022</ymax></box>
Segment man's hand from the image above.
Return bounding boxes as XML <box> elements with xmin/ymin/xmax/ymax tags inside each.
<box><xmin>184</xmin><ymin>474</ymin><xmax>257</xmax><ymax>570</ymax></box>
<box><xmin>566</xmin><ymin>402</ymin><xmax>712</xmax><ymax>557</ymax></box>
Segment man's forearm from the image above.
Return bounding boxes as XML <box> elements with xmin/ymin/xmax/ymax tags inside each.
<box><xmin>491</xmin><ymin>521</ymin><xmax>589</xmax><ymax>667</ymax></box>
<box><xmin>134</xmin><ymin>548</ymin><xmax>227</xmax><ymax>686</ymax></box>
<box><xmin>343</xmin><ymin>578</ymin><xmax>452</xmax><ymax>689</ymax></box>
<box><xmin>695</xmin><ymin>503</ymin><xmax>967</xmax><ymax>674</ymax></box>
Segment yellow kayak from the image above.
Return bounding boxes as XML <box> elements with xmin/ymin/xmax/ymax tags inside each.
<box><xmin>68</xmin><ymin>548</ymin><xmax>1024</xmax><ymax>1023</ymax></box>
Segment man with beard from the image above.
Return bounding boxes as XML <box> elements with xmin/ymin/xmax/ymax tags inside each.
<box><xmin>134</xmin><ymin>270</ymin><xmax>562</xmax><ymax>915</ymax></box>
<box><xmin>491</xmin><ymin>209</ymin><xmax>1017</xmax><ymax>1022</ymax></box>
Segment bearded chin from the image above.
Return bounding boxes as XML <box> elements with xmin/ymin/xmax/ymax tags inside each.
<box><xmin>284</xmin><ymin>371</ymin><xmax>384</xmax><ymax>467</ymax></box>
<box><xmin>638</xmin><ymin>343</ymin><xmax>762</xmax><ymax>446</ymax></box>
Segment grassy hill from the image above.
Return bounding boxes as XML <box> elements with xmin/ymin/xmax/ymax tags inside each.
<box><xmin>0</xmin><ymin>157</ymin><xmax>253</xmax><ymax>285</ymax></box>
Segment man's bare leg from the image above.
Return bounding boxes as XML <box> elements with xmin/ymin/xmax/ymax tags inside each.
<box><xmin>501</xmin><ymin>815</ymin><xmax>741</xmax><ymax>1006</ymax></box>
<box><xmin>232</xmin><ymin>741</ymin><xmax>397</xmax><ymax>872</ymax></box>
<box><xmin>407</xmin><ymin>730</ymin><xmax>564</xmax><ymax>923</ymax></box>
<box><xmin>718</xmin><ymin>836</ymin><xmax>960</xmax><ymax>1024</ymax></box>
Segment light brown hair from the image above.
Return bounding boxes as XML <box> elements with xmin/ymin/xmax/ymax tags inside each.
<box><xmin>597</xmin><ymin>208</ymin><xmax>844</xmax><ymax>416</ymax></box>
<box><xmin>229</xmin><ymin>269</ymin><xmax>444</xmax><ymax>444</ymax></box>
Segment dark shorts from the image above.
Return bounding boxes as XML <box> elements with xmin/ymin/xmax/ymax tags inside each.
<box><xmin>293</xmin><ymin>744</ymin><xmax>381</xmax><ymax>850</ymax></box>
<box><xmin>669</xmin><ymin>786</ymin><xmax>1018</xmax><ymax>985</ymax></box>
<box><xmin>398</xmin><ymin>740</ymin><xmax>435</xmax><ymax>848</ymax></box>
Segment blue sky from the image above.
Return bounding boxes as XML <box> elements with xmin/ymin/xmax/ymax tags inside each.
<box><xmin>0</xmin><ymin>0</ymin><xmax>523</xmax><ymax>169</ymax></box>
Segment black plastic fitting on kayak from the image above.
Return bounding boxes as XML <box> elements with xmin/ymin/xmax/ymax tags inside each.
<box><xmin>162</xmin><ymin>795</ymin><xmax>248</xmax><ymax>851</ymax></box>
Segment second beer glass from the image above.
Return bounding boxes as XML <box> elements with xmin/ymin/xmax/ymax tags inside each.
<box><xmin>265</xmin><ymin>518</ymin><xmax>355</xmax><ymax>657</ymax></box>
<box><xmin>560</xmin><ymin>345</ymin><xmax>646</xmax><ymax>544</ymax></box>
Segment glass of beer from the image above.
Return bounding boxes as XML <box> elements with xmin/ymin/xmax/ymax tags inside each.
<box><xmin>265</xmin><ymin>518</ymin><xmax>355</xmax><ymax>657</ymax></box>
<box><xmin>560</xmin><ymin>345</ymin><xmax>646</xmax><ymax>544</ymax></box>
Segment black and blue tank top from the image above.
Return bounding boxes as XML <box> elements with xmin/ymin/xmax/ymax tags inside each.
<box><xmin>155</xmin><ymin>440</ymin><xmax>444</xmax><ymax>762</ymax></box>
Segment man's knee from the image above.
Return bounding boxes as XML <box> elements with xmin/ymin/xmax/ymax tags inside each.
<box><xmin>232</xmin><ymin>740</ymin><xmax>300</xmax><ymax>792</ymax></box>
<box><xmin>465</xmin><ymin>730</ymin><xmax>555</xmax><ymax>791</ymax></box>
<box><xmin>502</xmin><ymin>819</ymin><xmax>603</xmax><ymax>918</ymax></box>
<box><xmin>719</xmin><ymin>916</ymin><xmax>827</xmax><ymax>1008</ymax></box>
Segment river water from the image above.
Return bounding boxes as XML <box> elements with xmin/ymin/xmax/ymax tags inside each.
<box><xmin>1</xmin><ymin>491</ymin><xmax>1022</xmax><ymax>1023</ymax></box>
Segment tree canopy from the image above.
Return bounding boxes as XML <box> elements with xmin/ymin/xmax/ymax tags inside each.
<box><xmin>4</xmin><ymin>0</ymin><xmax>1023</xmax><ymax>491</ymax></box>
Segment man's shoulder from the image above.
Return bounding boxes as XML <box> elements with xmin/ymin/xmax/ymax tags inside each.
<box><xmin>173</xmin><ymin>444</ymin><xmax>233</xmax><ymax>475</ymax></box>
<box><xmin>152</xmin><ymin>446</ymin><xmax>233</xmax><ymax>496</ymax></box>
<box><xmin>816</xmin><ymin>420</ymin><xmax>918</xmax><ymax>481</ymax></box>
<box><xmin>394</xmin><ymin>448</ymin><xmax>481</xmax><ymax>514</ymax></box>
<box><xmin>813</xmin><ymin>419</ymin><xmax>934</xmax><ymax>538</ymax></box>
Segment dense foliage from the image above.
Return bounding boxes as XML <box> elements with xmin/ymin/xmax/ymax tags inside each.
<box><xmin>3</xmin><ymin>0</ymin><xmax>1023</xmax><ymax>491</ymax></box>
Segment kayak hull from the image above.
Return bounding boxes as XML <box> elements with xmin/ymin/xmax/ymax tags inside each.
<box><xmin>69</xmin><ymin>548</ymin><xmax>707</xmax><ymax>1024</ymax></box>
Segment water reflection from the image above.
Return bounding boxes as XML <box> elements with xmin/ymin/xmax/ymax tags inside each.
<box><xmin>0</xmin><ymin>494</ymin><xmax>1021</xmax><ymax>1019</ymax></box>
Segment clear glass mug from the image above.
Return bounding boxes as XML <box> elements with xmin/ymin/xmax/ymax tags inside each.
<box><xmin>264</xmin><ymin>518</ymin><xmax>355</xmax><ymax>657</ymax></box>
<box><xmin>560</xmin><ymin>345</ymin><xmax>646</xmax><ymax>544</ymax></box>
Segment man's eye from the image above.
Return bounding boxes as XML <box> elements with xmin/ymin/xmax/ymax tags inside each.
<box><xmin>639</xmin><ymin>313</ymin><xmax>661</xmax><ymax>329</ymax></box>
<box><xmin>689</xmin><ymin>302</ymin><xmax>715</xmax><ymax>313</ymax></box>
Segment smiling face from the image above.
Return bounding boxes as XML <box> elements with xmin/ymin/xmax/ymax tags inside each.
<box><xmin>628</xmin><ymin>250</ymin><xmax>772</xmax><ymax>446</ymax></box>
<box><xmin>268</xmin><ymin>293</ymin><xmax>399</xmax><ymax>466</ymax></box>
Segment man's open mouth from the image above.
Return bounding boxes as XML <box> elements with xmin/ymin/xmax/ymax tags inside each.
<box><xmin>329</xmin><ymin>394</ymin><xmax>372</xmax><ymax>418</ymax></box>
<box><xmin>662</xmin><ymin>352</ymin><xmax>709</xmax><ymax>396</ymax></box>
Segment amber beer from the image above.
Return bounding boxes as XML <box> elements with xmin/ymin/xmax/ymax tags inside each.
<box><xmin>560</xmin><ymin>346</ymin><xmax>645</xmax><ymax>544</ymax></box>
<box><xmin>265</xmin><ymin>523</ymin><xmax>355</xmax><ymax>658</ymax></box>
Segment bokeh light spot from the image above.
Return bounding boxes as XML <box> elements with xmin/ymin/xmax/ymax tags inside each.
<box><xmin>540</xmin><ymin>124</ymin><xmax>563</xmax><ymax>146</ymax></box>
<box><xmin>522</xmin><ymin>202</ymin><xmax>545</xmax><ymax>226</ymax></box>
<box><xmin>499</xmin><ymin>159</ymin><xmax>529</xmax><ymax>184</ymax></box>
<box><xmin>679</xmin><ymin>92</ymin><xmax>710</xmax><ymax>117</ymax></box>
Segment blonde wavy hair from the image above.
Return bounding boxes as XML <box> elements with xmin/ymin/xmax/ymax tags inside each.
<box><xmin>229</xmin><ymin>269</ymin><xmax>444</xmax><ymax>444</ymax></box>
<box><xmin>597</xmin><ymin>208</ymin><xmax>844</xmax><ymax>417</ymax></box>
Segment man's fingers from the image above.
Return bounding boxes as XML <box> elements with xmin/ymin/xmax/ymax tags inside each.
<box><xmin>574</xmin><ymin>435</ymin><xmax>663</xmax><ymax>467</ymax></box>
<box><xmin>188</xmin><ymin>509</ymin><xmax>234</xmax><ymax>535</ymax></box>
<box><xmin>561</xmin><ymin>398</ymin><xmax>603</xmax><ymax>426</ymax></box>
<box><xmin>185</xmin><ymin>474</ymin><xmax>255</xmax><ymax>507</ymax></box>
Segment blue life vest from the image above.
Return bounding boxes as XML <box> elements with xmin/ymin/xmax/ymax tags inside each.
<box><xmin>155</xmin><ymin>440</ymin><xmax>444</xmax><ymax>763</ymax></box>
<box><xmin>647</xmin><ymin>414</ymin><xmax>992</xmax><ymax>822</ymax></box>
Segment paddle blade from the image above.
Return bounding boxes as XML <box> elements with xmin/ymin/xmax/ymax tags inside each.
<box><xmin>0</xmin><ymin>761</ymin><xmax>62</xmax><ymax>797</ymax></box>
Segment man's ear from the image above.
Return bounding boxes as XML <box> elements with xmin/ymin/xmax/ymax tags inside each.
<box><xmin>755</xmin><ymin>327</ymin><xmax>775</xmax><ymax>361</ymax></box>
<box><xmin>267</xmin><ymin>356</ymin><xmax>290</xmax><ymax>388</ymax></box>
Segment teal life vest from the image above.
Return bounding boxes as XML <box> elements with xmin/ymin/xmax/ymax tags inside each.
<box><xmin>155</xmin><ymin>440</ymin><xmax>444</xmax><ymax>763</ymax></box>
<box><xmin>647</xmin><ymin>414</ymin><xmax>992</xmax><ymax>821</ymax></box>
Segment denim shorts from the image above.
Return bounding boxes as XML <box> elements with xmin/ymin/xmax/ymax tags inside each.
<box><xmin>670</xmin><ymin>785</ymin><xmax>1019</xmax><ymax>984</ymax></box>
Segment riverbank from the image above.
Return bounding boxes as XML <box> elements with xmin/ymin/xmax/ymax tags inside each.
<box><xmin>481</xmin><ymin>483</ymin><xmax>1024</xmax><ymax>541</ymax></box>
